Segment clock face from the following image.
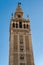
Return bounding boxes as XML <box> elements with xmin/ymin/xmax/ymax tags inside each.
<box><xmin>16</xmin><ymin>15</ymin><xmax>21</xmax><ymax>18</ymax></box>
<box><xmin>18</xmin><ymin>15</ymin><xmax>21</xmax><ymax>18</ymax></box>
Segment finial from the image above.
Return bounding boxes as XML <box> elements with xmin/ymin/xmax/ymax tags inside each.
<box><xmin>27</xmin><ymin>15</ymin><xmax>29</xmax><ymax>18</ymax></box>
<box><xmin>27</xmin><ymin>15</ymin><xmax>30</xmax><ymax>21</ymax></box>
<box><xmin>11</xmin><ymin>13</ymin><xmax>13</xmax><ymax>17</ymax></box>
<box><xmin>18</xmin><ymin>2</ymin><xmax>21</xmax><ymax>7</ymax></box>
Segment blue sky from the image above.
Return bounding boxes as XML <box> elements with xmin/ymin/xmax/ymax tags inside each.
<box><xmin>0</xmin><ymin>0</ymin><xmax>43</xmax><ymax>65</ymax></box>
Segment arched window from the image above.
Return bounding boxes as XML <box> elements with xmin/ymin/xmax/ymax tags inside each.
<box><xmin>13</xmin><ymin>23</ymin><xmax>15</xmax><ymax>28</ymax></box>
<box><xmin>16</xmin><ymin>23</ymin><xmax>18</xmax><ymax>28</ymax></box>
<box><xmin>20</xmin><ymin>54</ymin><xmax>24</xmax><ymax>60</ymax></box>
<box><xmin>20</xmin><ymin>46</ymin><xmax>24</xmax><ymax>51</ymax></box>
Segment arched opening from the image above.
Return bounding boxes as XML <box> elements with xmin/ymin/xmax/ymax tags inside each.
<box><xmin>27</xmin><ymin>24</ymin><xmax>28</xmax><ymax>29</ymax></box>
<box><xmin>13</xmin><ymin>23</ymin><xmax>15</xmax><ymax>28</ymax></box>
<box><xmin>24</xmin><ymin>24</ymin><xmax>26</xmax><ymax>28</ymax></box>
<box><xmin>19</xmin><ymin>21</ymin><xmax>22</xmax><ymax>28</ymax></box>
<box><xmin>16</xmin><ymin>23</ymin><xmax>18</xmax><ymax>28</ymax></box>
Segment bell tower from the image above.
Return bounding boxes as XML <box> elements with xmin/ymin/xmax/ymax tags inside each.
<box><xmin>9</xmin><ymin>3</ymin><xmax>35</xmax><ymax>65</ymax></box>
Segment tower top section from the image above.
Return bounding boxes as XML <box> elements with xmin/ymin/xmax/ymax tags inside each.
<box><xmin>14</xmin><ymin>2</ymin><xmax>23</xmax><ymax>18</ymax></box>
<box><xmin>11</xmin><ymin>2</ymin><xmax>30</xmax><ymax>22</ymax></box>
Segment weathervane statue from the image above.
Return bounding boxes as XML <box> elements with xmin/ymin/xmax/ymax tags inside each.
<box><xmin>18</xmin><ymin>2</ymin><xmax>21</xmax><ymax>7</ymax></box>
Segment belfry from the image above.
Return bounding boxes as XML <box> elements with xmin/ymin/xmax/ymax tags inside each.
<box><xmin>9</xmin><ymin>3</ymin><xmax>35</xmax><ymax>65</ymax></box>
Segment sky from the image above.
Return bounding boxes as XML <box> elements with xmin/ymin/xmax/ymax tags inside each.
<box><xmin>0</xmin><ymin>0</ymin><xmax>43</xmax><ymax>65</ymax></box>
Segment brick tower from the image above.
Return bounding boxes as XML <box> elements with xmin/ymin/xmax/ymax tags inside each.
<box><xmin>9</xmin><ymin>3</ymin><xmax>35</xmax><ymax>65</ymax></box>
